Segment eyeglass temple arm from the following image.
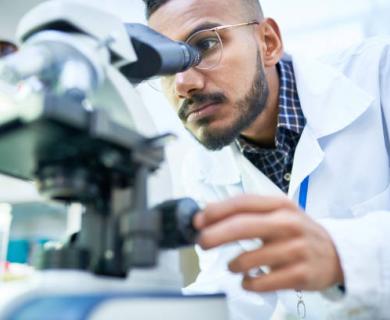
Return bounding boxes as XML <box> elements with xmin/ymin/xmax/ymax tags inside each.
<box><xmin>210</xmin><ymin>21</ymin><xmax>259</xmax><ymax>32</ymax></box>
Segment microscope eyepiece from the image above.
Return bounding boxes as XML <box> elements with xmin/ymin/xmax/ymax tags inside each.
<box><xmin>121</xmin><ymin>23</ymin><xmax>202</xmax><ymax>83</ymax></box>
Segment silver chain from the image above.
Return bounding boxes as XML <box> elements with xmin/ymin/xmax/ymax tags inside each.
<box><xmin>296</xmin><ymin>290</ymin><xmax>306</xmax><ymax>319</ymax></box>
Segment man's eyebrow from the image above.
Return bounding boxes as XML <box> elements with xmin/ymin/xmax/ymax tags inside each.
<box><xmin>184</xmin><ymin>22</ymin><xmax>222</xmax><ymax>41</ymax></box>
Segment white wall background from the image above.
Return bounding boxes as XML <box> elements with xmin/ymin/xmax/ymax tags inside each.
<box><xmin>262</xmin><ymin>0</ymin><xmax>390</xmax><ymax>57</ymax></box>
<box><xmin>0</xmin><ymin>0</ymin><xmax>390</xmax><ymax>199</ymax></box>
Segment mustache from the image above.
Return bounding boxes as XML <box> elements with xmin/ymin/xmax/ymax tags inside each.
<box><xmin>178</xmin><ymin>92</ymin><xmax>228</xmax><ymax>121</ymax></box>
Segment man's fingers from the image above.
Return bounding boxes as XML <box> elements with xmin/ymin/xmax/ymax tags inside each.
<box><xmin>198</xmin><ymin>214</ymin><xmax>274</xmax><ymax>249</ymax></box>
<box><xmin>198</xmin><ymin>212</ymin><xmax>303</xmax><ymax>249</ymax></box>
<box><xmin>197</xmin><ymin>194</ymin><xmax>297</xmax><ymax>228</ymax></box>
<box><xmin>228</xmin><ymin>240</ymin><xmax>305</xmax><ymax>273</ymax></box>
<box><xmin>242</xmin><ymin>263</ymin><xmax>310</xmax><ymax>292</ymax></box>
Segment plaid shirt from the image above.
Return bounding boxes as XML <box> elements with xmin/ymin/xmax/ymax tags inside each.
<box><xmin>236</xmin><ymin>59</ymin><xmax>305</xmax><ymax>193</ymax></box>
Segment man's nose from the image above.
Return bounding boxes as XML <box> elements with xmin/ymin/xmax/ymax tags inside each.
<box><xmin>175</xmin><ymin>68</ymin><xmax>205</xmax><ymax>99</ymax></box>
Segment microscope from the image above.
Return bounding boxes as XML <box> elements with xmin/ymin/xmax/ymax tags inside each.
<box><xmin>0</xmin><ymin>1</ymin><xmax>227</xmax><ymax>319</ymax></box>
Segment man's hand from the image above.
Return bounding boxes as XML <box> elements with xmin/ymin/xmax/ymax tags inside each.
<box><xmin>194</xmin><ymin>195</ymin><xmax>344</xmax><ymax>292</ymax></box>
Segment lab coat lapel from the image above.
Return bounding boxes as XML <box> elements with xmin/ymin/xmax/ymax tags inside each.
<box><xmin>288</xmin><ymin>126</ymin><xmax>324</xmax><ymax>198</ymax></box>
<box><xmin>287</xmin><ymin>55</ymin><xmax>374</xmax><ymax>198</ymax></box>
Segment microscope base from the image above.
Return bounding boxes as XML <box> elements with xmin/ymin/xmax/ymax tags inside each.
<box><xmin>3</xmin><ymin>292</ymin><xmax>228</xmax><ymax>320</ymax></box>
<box><xmin>0</xmin><ymin>271</ymin><xmax>228</xmax><ymax>320</ymax></box>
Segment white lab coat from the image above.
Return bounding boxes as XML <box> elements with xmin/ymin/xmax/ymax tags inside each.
<box><xmin>181</xmin><ymin>37</ymin><xmax>390</xmax><ymax>320</ymax></box>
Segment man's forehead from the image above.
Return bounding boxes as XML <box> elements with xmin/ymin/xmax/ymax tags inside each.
<box><xmin>149</xmin><ymin>0</ymin><xmax>244</xmax><ymax>40</ymax></box>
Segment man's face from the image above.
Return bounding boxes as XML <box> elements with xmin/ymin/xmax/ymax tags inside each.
<box><xmin>149</xmin><ymin>0</ymin><xmax>269</xmax><ymax>150</ymax></box>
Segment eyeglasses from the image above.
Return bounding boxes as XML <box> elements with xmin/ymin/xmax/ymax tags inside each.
<box><xmin>185</xmin><ymin>21</ymin><xmax>259</xmax><ymax>70</ymax></box>
<box><xmin>148</xmin><ymin>21</ymin><xmax>258</xmax><ymax>92</ymax></box>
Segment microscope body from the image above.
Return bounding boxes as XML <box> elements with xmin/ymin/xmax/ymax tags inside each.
<box><xmin>0</xmin><ymin>1</ymin><xmax>228</xmax><ymax>319</ymax></box>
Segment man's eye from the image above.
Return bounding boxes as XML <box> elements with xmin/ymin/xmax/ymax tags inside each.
<box><xmin>195</xmin><ymin>38</ymin><xmax>219</xmax><ymax>54</ymax></box>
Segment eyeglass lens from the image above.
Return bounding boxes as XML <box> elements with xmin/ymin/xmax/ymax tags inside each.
<box><xmin>186</xmin><ymin>30</ymin><xmax>223</xmax><ymax>70</ymax></box>
<box><xmin>148</xmin><ymin>30</ymin><xmax>223</xmax><ymax>92</ymax></box>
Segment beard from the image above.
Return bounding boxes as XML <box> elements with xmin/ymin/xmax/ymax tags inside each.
<box><xmin>180</xmin><ymin>53</ymin><xmax>269</xmax><ymax>151</ymax></box>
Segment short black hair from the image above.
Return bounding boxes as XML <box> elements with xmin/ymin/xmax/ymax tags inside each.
<box><xmin>142</xmin><ymin>0</ymin><xmax>169</xmax><ymax>19</ymax></box>
<box><xmin>142</xmin><ymin>0</ymin><xmax>263</xmax><ymax>20</ymax></box>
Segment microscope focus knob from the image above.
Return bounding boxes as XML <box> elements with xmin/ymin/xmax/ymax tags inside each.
<box><xmin>155</xmin><ymin>198</ymin><xmax>200</xmax><ymax>249</ymax></box>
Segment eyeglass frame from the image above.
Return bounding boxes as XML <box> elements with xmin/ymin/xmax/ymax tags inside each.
<box><xmin>184</xmin><ymin>20</ymin><xmax>259</xmax><ymax>71</ymax></box>
<box><xmin>151</xmin><ymin>21</ymin><xmax>259</xmax><ymax>92</ymax></box>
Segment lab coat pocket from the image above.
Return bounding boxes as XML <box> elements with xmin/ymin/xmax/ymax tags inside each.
<box><xmin>350</xmin><ymin>181</ymin><xmax>390</xmax><ymax>217</ymax></box>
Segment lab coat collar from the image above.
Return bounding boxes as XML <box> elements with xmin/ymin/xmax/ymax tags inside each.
<box><xmin>285</xmin><ymin>54</ymin><xmax>375</xmax><ymax>197</ymax></box>
<box><xmin>292</xmin><ymin>55</ymin><xmax>374</xmax><ymax>139</ymax></box>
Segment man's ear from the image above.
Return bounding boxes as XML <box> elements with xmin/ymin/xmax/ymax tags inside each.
<box><xmin>257</xmin><ymin>18</ymin><xmax>284</xmax><ymax>67</ymax></box>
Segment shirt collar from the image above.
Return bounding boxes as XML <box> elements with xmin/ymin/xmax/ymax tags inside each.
<box><xmin>277</xmin><ymin>59</ymin><xmax>305</xmax><ymax>134</ymax></box>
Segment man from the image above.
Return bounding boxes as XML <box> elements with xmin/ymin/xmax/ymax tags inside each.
<box><xmin>142</xmin><ymin>0</ymin><xmax>390</xmax><ymax>319</ymax></box>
